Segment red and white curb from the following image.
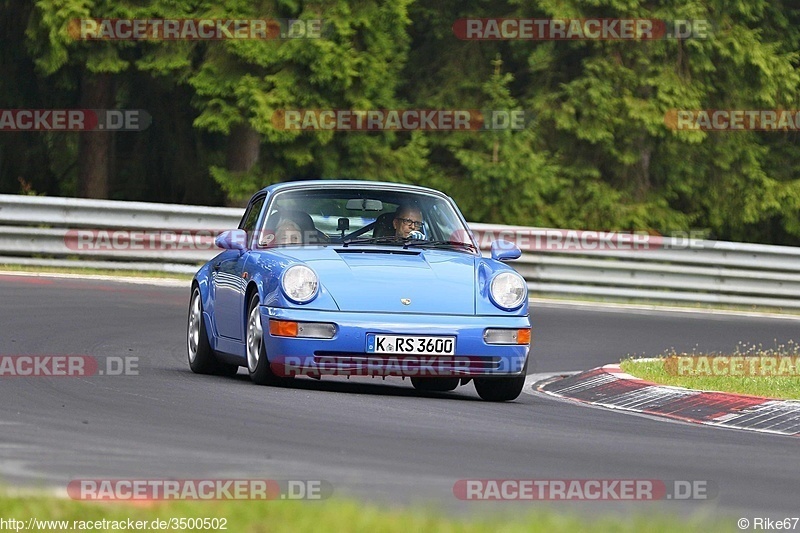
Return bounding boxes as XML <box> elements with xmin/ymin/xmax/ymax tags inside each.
<box><xmin>535</xmin><ymin>364</ymin><xmax>800</xmax><ymax>437</ymax></box>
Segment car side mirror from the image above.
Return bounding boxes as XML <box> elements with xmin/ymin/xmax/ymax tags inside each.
<box><xmin>490</xmin><ymin>240</ymin><xmax>521</xmax><ymax>261</ymax></box>
<box><xmin>215</xmin><ymin>229</ymin><xmax>248</xmax><ymax>251</ymax></box>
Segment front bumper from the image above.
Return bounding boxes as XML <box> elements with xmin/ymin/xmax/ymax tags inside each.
<box><xmin>261</xmin><ymin>307</ymin><xmax>530</xmax><ymax>378</ymax></box>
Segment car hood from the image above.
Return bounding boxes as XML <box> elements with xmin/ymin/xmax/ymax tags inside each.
<box><xmin>276</xmin><ymin>247</ymin><xmax>476</xmax><ymax>314</ymax></box>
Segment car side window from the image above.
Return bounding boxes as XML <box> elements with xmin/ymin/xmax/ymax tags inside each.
<box><xmin>239</xmin><ymin>196</ymin><xmax>266</xmax><ymax>233</ymax></box>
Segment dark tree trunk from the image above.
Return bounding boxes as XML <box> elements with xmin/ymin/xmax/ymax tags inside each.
<box><xmin>635</xmin><ymin>145</ymin><xmax>652</xmax><ymax>202</ymax></box>
<box><xmin>78</xmin><ymin>72</ymin><xmax>113</xmax><ymax>198</ymax></box>
<box><xmin>225</xmin><ymin>123</ymin><xmax>260</xmax><ymax>172</ymax></box>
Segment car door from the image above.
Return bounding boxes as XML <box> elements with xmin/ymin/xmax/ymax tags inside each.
<box><xmin>212</xmin><ymin>194</ymin><xmax>265</xmax><ymax>341</ymax></box>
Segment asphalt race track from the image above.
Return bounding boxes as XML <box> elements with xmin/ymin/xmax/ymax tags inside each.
<box><xmin>1</xmin><ymin>273</ymin><xmax>798</xmax><ymax>521</ymax></box>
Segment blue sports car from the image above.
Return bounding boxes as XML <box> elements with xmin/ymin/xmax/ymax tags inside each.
<box><xmin>187</xmin><ymin>180</ymin><xmax>531</xmax><ymax>401</ymax></box>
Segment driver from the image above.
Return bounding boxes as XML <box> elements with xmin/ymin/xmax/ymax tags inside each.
<box><xmin>393</xmin><ymin>205</ymin><xmax>424</xmax><ymax>238</ymax></box>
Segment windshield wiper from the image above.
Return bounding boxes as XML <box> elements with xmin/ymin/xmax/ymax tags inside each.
<box><xmin>341</xmin><ymin>236</ymin><xmax>477</xmax><ymax>252</ymax></box>
<box><xmin>341</xmin><ymin>236</ymin><xmax>406</xmax><ymax>247</ymax></box>
<box><xmin>407</xmin><ymin>240</ymin><xmax>478</xmax><ymax>252</ymax></box>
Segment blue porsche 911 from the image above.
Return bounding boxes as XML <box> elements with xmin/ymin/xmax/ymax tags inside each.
<box><xmin>187</xmin><ymin>180</ymin><xmax>531</xmax><ymax>401</ymax></box>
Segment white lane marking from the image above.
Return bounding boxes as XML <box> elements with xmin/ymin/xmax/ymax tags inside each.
<box><xmin>0</xmin><ymin>268</ymin><xmax>797</xmax><ymax>321</ymax></box>
<box><xmin>0</xmin><ymin>270</ymin><xmax>188</xmax><ymax>287</ymax></box>
<box><xmin>2</xmin><ymin>269</ymin><xmax>798</xmax><ymax>317</ymax></box>
<box><xmin>2</xmin><ymin>486</ymin><xmax>69</xmax><ymax>499</ymax></box>
<box><xmin>529</xmin><ymin>297</ymin><xmax>800</xmax><ymax>321</ymax></box>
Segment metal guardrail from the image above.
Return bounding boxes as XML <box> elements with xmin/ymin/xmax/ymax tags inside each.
<box><xmin>0</xmin><ymin>193</ymin><xmax>238</xmax><ymax>230</ymax></box>
<box><xmin>467</xmin><ymin>223</ymin><xmax>800</xmax><ymax>308</ymax></box>
<box><xmin>0</xmin><ymin>194</ymin><xmax>237</xmax><ymax>274</ymax></box>
<box><xmin>1</xmin><ymin>194</ymin><xmax>799</xmax><ymax>308</ymax></box>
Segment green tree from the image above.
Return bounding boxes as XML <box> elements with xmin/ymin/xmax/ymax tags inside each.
<box><xmin>183</xmin><ymin>0</ymin><xmax>422</xmax><ymax>203</ymax></box>
<box><xmin>26</xmin><ymin>0</ymin><xmax>132</xmax><ymax>198</ymax></box>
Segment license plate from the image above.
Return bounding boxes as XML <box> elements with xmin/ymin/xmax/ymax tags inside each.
<box><xmin>366</xmin><ymin>335</ymin><xmax>456</xmax><ymax>355</ymax></box>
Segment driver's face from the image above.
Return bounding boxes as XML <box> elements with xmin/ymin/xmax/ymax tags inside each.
<box><xmin>393</xmin><ymin>209</ymin><xmax>423</xmax><ymax>238</ymax></box>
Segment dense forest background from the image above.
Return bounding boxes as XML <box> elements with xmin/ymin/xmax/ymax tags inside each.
<box><xmin>1</xmin><ymin>0</ymin><xmax>799</xmax><ymax>245</ymax></box>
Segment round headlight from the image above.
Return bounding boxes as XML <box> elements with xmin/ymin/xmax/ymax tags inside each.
<box><xmin>281</xmin><ymin>265</ymin><xmax>319</xmax><ymax>303</ymax></box>
<box><xmin>489</xmin><ymin>271</ymin><xmax>527</xmax><ymax>310</ymax></box>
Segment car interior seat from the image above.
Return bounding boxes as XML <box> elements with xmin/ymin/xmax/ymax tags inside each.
<box><xmin>273</xmin><ymin>209</ymin><xmax>317</xmax><ymax>243</ymax></box>
<box><xmin>372</xmin><ymin>212</ymin><xmax>396</xmax><ymax>238</ymax></box>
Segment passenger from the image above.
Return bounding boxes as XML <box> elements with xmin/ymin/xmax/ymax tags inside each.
<box><xmin>274</xmin><ymin>218</ymin><xmax>303</xmax><ymax>245</ymax></box>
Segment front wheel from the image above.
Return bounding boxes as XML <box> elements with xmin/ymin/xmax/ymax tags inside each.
<box><xmin>246</xmin><ymin>294</ymin><xmax>289</xmax><ymax>386</ymax></box>
<box><xmin>473</xmin><ymin>374</ymin><xmax>526</xmax><ymax>402</ymax></box>
<box><xmin>410</xmin><ymin>377</ymin><xmax>460</xmax><ymax>392</ymax></box>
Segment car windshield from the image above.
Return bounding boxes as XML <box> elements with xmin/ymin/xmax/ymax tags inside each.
<box><xmin>256</xmin><ymin>186</ymin><xmax>477</xmax><ymax>253</ymax></box>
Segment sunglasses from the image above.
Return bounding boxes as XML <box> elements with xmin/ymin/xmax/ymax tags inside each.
<box><xmin>395</xmin><ymin>217</ymin><xmax>424</xmax><ymax>230</ymax></box>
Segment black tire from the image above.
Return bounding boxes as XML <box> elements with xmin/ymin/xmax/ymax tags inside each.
<box><xmin>245</xmin><ymin>293</ymin><xmax>288</xmax><ymax>386</ymax></box>
<box><xmin>187</xmin><ymin>287</ymin><xmax>239</xmax><ymax>377</ymax></box>
<box><xmin>410</xmin><ymin>377</ymin><xmax>460</xmax><ymax>392</ymax></box>
<box><xmin>216</xmin><ymin>361</ymin><xmax>240</xmax><ymax>377</ymax></box>
<box><xmin>473</xmin><ymin>374</ymin><xmax>526</xmax><ymax>402</ymax></box>
<box><xmin>474</xmin><ymin>355</ymin><xmax>529</xmax><ymax>402</ymax></box>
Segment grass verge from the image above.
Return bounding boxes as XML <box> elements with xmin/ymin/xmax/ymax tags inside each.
<box><xmin>621</xmin><ymin>347</ymin><xmax>800</xmax><ymax>400</ymax></box>
<box><xmin>0</xmin><ymin>493</ymin><xmax>730</xmax><ymax>532</ymax></box>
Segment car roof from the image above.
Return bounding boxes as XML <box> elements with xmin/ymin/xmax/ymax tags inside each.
<box><xmin>257</xmin><ymin>180</ymin><xmax>448</xmax><ymax>197</ymax></box>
